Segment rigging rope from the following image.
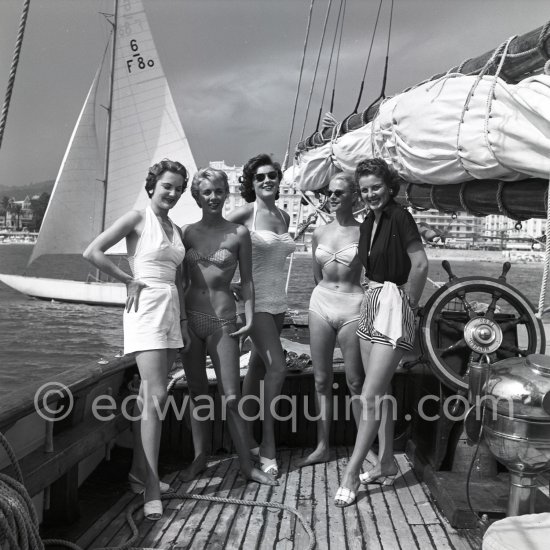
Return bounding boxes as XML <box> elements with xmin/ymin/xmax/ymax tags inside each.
<box><xmin>299</xmin><ymin>0</ymin><xmax>335</xmax><ymax>142</ymax></box>
<box><xmin>378</xmin><ymin>0</ymin><xmax>394</xmax><ymax>100</ymax></box>
<box><xmin>316</xmin><ymin>0</ymin><xmax>346</xmax><ymax>130</ymax></box>
<box><xmin>352</xmin><ymin>0</ymin><xmax>384</xmax><ymax>114</ymax></box>
<box><xmin>283</xmin><ymin>0</ymin><xmax>316</xmax><ymax>171</ymax></box>
<box><xmin>329</xmin><ymin>0</ymin><xmax>347</xmax><ymax>113</ymax></box>
<box><xmin>0</xmin><ymin>0</ymin><xmax>31</xmax><ymax>150</ymax></box>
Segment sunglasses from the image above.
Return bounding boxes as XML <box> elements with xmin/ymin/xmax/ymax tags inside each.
<box><xmin>327</xmin><ymin>190</ymin><xmax>344</xmax><ymax>198</ymax></box>
<box><xmin>254</xmin><ymin>171</ymin><xmax>278</xmax><ymax>182</ymax></box>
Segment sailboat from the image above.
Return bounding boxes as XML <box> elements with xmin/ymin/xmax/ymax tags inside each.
<box><xmin>0</xmin><ymin>0</ymin><xmax>201</xmax><ymax>306</ymax></box>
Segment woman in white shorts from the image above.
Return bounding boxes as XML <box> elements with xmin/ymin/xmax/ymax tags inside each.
<box><xmin>84</xmin><ymin>159</ymin><xmax>191</xmax><ymax>521</ymax></box>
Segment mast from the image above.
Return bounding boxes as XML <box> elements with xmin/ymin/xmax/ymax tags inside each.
<box><xmin>101</xmin><ymin>0</ymin><xmax>118</xmax><ymax>233</ymax></box>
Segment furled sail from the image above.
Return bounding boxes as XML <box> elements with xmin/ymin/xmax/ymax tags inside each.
<box><xmin>287</xmin><ymin>22</ymin><xmax>550</xmax><ymax>219</ymax></box>
<box><xmin>28</xmin><ymin>68</ymin><xmax>103</xmax><ymax>264</ymax></box>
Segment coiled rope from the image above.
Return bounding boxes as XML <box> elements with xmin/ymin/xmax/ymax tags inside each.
<box><xmin>0</xmin><ymin>430</ymin><xmax>315</xmax><ymax>550</ymax></box>
<box><xmin>0</xmin><ymin>0</ymin><xmax>31</xmax><ymax>150</ymax></box>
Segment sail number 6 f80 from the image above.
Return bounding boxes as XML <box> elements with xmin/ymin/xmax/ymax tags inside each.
<box><xmin>126</xmin><ymin>39</ymin><xmax>155</xmax><ymax>73</ymax></box>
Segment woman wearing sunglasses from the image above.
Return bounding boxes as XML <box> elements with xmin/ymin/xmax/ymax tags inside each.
<box><xmin>298</xmin><ymin>172</ymin><xmax>364</xmax><ymax>468</ymax></box>
<box><xmin>226</xmin><ymin>153</ymin><xmax>296</xmax><ymax>476</ymax></box>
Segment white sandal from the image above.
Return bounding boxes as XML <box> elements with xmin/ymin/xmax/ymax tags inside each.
<box><xmin>143</xmin><ymin>498</ymin><xmax>162</xmax><ymax>521</ymax></box>
<box><xmin>129</xmin><ymin>473</ymin><xmax>171</xmax><ymax>495</ymax></box>
<box><xmin>259</xmin><ymin>455</ymin><xmax>279</xmax><ymax>476</ymax></box>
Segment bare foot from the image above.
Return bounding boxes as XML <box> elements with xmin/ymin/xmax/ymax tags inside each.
<box><xmin>246</xmin><ymin>467</ymin><xmax>279</xmax><ymax>486</ymax></box>
<box><xmin>181</xmin><ymin>454</ymin><xmax>208</xmax><ymax>482</ymax></box>
<box><xmin>297</xmin><ymin>447</ymin><xmax>330</xmax><ymax>467</ymax></box>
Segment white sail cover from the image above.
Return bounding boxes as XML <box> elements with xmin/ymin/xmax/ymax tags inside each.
<box><xmin>29</xmin><ymin>69</ymin><xmax>103</xmax><ymax>263</ymax></box>
<box><xmin>290</xmin><ymin>74</ymin><xmax>550</xmax><ymax>191</ymax></box>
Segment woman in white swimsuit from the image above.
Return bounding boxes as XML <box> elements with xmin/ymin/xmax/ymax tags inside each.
<box><xmin>84</xmin><ymin>159</ymin><xmax>191</xmax><ymax>521</ymax></box>
<box><xmin>179</xmin><ymin>167</ymin><xmax>276</xmax><ymax>487</ymax></box>
<box><xmin>227</xmin><ymin>153</ymin><xmax>295</xmax><ymax>476</ymax></box>
<box><xmin>298</xmin><ymin>172</ymin><xmax>365</xmax><ymax>467</ymax></box>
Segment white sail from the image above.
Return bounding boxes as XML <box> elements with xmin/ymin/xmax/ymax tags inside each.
<box><xmin>28</xmin><ymin>68</ymin><xmax>103</xmax><ymax>264</ymax></box>
<box><xmin>106</xmin><ymin>0</ymin><xmax>200</xmax><ymax>256</ymax></box>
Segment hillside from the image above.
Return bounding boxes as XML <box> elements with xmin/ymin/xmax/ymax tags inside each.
<box><xmin>0</xmin><ymin>180</ymin><xmax>55</xmax><ymax>200</ymax></box>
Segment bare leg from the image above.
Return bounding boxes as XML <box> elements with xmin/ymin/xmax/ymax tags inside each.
<box><xmin>338</xmin><ymin>340</ymin><xmax>404</xmax><ymax>494</ymax></box>
<box><xmin>366</xmin><ymin>396</ymin><xmax>398</xmax><ymax>478</ymax></box>
<box><xmin>241</xmin><ymin>345</ymin><xmax>266</xmax><ymax>448</ymax></box>
<box><xmin>207</xmin><ymin>328</ymin><xmax>277</xmax><ymax>486</ymax></box>
<box><xmin>180</xmin><ymin>331</ymin><xmax>211</xmax><ymax>481</ymax></box>
<box><xmin>337</xmin><ymin>320</ymin><xmax>364</xmax><ymax>428</ymax></box>
<box><xmin>245</xmin><ymin>312</ymin><xmax>286</xmax><ymax>460</ymax></box>
<box><xmin>131</xmin><ymin>348</ymin><xmax>174</xmax><ymax>505</ymax></box>
<box><xmin>298</xmin><ymin>311</ymin><xmax>336</xmax><ymax>466</ymax></box>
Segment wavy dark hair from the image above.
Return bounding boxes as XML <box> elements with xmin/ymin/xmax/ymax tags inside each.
<box><xmin>239</xmin><ymin>153</ymin><xmax>282</xmax><ymax>203</ymax></box>
<box><xmin>190</xmin><ymin>167</ymin><xmax>229</xmax><ymax>205</ymax></box>
<box><xmin>144</xmin><ymin>159</ymin><xmax>189</xmax><ymax>198</ymax></box>
<box><xmin>354</xmin><ymin>158</ymin><xmax>401</xmax><ymax>196</ymax></box>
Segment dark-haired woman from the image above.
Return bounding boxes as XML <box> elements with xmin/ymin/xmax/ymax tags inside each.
<box><xmin>84</xmin><ymin>159</ymin><xmax>192</xmax><ymax>521</ymax></box>
<box><xmin>334</xmin><ymin>158</ymin><xmax>428</xmax><ymax>507</ymax></box>
<box><xmin>226</xmin><ymin>154</ymin><xmax>296</xmax><ymax>476</ymax></box>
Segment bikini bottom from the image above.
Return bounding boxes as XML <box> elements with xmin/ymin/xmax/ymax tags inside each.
<box><xmin>187</xmin><ymin>310</ymin><xmax>238</xmax><ymax>341</ymax></box>
<box><xmin>308</xmin><ymin>285</ymin><xmax>364</xmax><ymax>331</ymax></box>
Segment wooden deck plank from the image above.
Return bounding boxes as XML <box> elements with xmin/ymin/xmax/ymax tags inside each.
<box><xmin>411</xmin><ymin>524</ymin><xmax>440</xmax><ymax>549</ymax></box>
<box><xmin>334</xmin><ymin>446</ymin><xmax>366</xmax><ymax>550</ymax></box>
<box><xmin>221</xmin><ymin>467</ymin><xmax>262</xmax><ymax>549</ymax></box>
<box><xmin>171</xmin><ymin>456</ymin><xmax>233</xmax><ymax>549</ymax></box>
<box><xmin>393</xmin><ymin>454</ymin><xmax>425</xmax><ymax>526</ymax></box>
<box><xmin>325</xmin><ymin>446</ymin><xmax>349</xmax><ymax>549</ymax></box>
<box><xmin>276</xmin><ymin>448</ymin><xmax>303</xmax><ymax>549</ymax></box>
<box><xmin>154</xmin><ymin>459</ymin><xmax>224</xmax><ymax>547</ymax></box>
<box><xmin>257</xmin><ymin>448</ymin><xmax>293</xmax><ymax>549</ymax></box>
<box><xmin>239</xmin><ymin>461</ymin><xmax>277</xmax><ymax>549</ymax></box>
<box><xmin>73</xmin><ymin>447</ymin><xmax>478</xmax><ymax>550</ymax></box>
<box><xmin>310</xmin><ymin>456</ymin><xmax>330</xmax><ymax>549</ymax></box>
<box><xmin>189</xmin><ymin>454</ymin><xmax>242</xmax><ymax>549</ymax></box>
<box><xmin>395</xmin><ymin>453</ymin><xmax>439</xmax><ymax>525</ymax></box>
<box><xmin>426</xmin><ymin>524</ymin><xmax>457</xmax><ymax>550</ymax></box>
<box><xmin>367</xmin><ymin>471</ymin><xmax>400</xmax><ymax>549</ymax></box>
<box><xmin>293</xmin><ymin>448</ymin><xmax>315</xmax><ymax>550</ymax></box>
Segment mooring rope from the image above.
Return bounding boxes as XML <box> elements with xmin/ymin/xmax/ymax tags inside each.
<box><xmin>0</xmin><ymin>429</ymin><xmax>316</xmax><ymax>550</ymax></box>
<box><xmin>536</xmin><ymin>175</ymin><xmax>550</xmax><ymax>318</ymax></box>
<box><xmin>0</xmin><ymin>0</ymin><xmax>31</xmax><ymax>150</ymax></box>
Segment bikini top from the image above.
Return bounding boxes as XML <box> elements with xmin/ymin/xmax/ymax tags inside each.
<box><xmin>128</xmin><ymin>206</ymin><xmax>185</xmax><ymax>284</ymax></box>
<box><xmin>315</xmin><ymin>242</ymin><xmax>359</xmax><ymax>269</ymax></box>
<box><xmin>185</xmin><ymin>247</ymin><xmax>238</xmax><ymax>270</ymax></box>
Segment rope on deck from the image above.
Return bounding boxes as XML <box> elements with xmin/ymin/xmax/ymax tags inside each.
<box><xmin>1</xmin><ymin>429</ymin><xmax>316</xmax><ymax>550</ymax></box>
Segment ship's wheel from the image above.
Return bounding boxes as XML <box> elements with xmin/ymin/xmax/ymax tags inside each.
<box><xmin>419</xmin><ymin>260</ymin><xmax>545</xmax><ymax>392</ymax></box>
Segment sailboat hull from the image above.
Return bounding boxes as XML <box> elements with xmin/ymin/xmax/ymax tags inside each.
<box><xmin>0</xmin><ymin>274</ymin><xmax>126</xmax><ymax>306</ymax></box>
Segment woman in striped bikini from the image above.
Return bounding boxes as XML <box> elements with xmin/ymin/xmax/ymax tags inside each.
<box><xmin>298</xmin><ymin>172</ymin><xmax>364</xmax><ymax>467</ymax></box>
<box><xmin>227</xmin><ymin>153</ymin><xmax>296</xmax><ymax>476</ymax></box>
<box><xmin>334</xmin><ymin>158</ymin><xmax>428</xmax><ymax>507</ymax></box>
<box><xmin>179</xmin><ymin>167</ymin><xmax>277</xmax><ymax>487</ymax></box>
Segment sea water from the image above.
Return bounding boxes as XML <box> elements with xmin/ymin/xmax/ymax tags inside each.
<box><xmin>0</xmin><ymin>244</ymin><xmax>546</xmax><ymax>393</ymax></box>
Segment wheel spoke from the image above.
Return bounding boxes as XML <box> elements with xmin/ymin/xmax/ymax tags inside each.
<box><xmin>498</xmin><ymin>343</ymin><xmax>528</xmax><ymax>356</ymax></box>
<box><xmin>497</xmin><ymin>316</ymin><xmax>525</xmax><ymax>333</ymax></box>
<box><xmin>437</xmin><ymin>338</ymin><xmax>468</xmax><ymax>356</ymax></box>
<box><xmin>437</xmin><ymin>317</ymin><xmax>465</xmax><ymax>333</ymax></box>
<box><xmin>484</xmin><ymin>292</ymin><xmax>502</xmax><ymax>320</ymax></box>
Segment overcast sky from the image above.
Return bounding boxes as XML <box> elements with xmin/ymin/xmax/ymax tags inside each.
<box><xmin>0</xmin><ymin>0</ymin><xmax>548</xmax><ymax>188</ymax></box>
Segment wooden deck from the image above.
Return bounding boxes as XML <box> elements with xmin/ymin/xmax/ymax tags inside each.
<box><xmin>75</xmin><ymin>448</ymin><xmax>479</xmax><ymax>550</ymax></box>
